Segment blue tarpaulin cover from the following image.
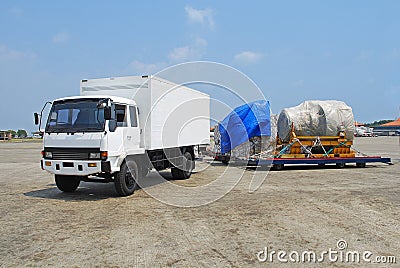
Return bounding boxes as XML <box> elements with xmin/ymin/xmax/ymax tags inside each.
<box><xmin>219</xmin><ymin>100</ymin><xmax>271</xmax><ymax>154</ymax></box>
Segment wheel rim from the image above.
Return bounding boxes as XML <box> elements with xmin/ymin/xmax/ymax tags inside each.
<box><xmin>125</xmin><ymin>171</ymin><xmax>136</xmax><ymax>190</ymax></box>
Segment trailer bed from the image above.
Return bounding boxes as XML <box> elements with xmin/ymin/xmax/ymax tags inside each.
<box><xmin>246</xmin><ymin>156</ymin><xmax>392</xmax><ymax>168</ymax></box>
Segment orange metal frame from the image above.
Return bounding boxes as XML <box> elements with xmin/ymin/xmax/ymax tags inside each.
<box><xmin>274</xmin><ymin>123</ymin><xmax>356</xmax><ymax>158</ymax></box>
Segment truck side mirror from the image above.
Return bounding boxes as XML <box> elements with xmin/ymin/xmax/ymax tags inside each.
<box><xmin>34</xmin><ymin>113</ymin><xmax>39</xmax><ymax>125</ymax></box>
<box><xmin>108</xmin><ymin>119</ymin><xmax>117</xmax><ymax>132</ymax></box>
<box><xmin>104</xmin><ymin>106</ymin><xmax>112</xmax><ymax>120</ymax></box>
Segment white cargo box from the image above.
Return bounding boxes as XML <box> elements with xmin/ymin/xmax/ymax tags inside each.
<box><xmin>80</xmin><ymin>76</ymin><xmax>210</xmax><ymax>150</ymax></box>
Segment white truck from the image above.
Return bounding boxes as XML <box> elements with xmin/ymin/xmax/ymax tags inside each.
<box><xmin>34</xmin><ymin>75</ymin><xmax>210</xmax><ymax>196</ymax></box>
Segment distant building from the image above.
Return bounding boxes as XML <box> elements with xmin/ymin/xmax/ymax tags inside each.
<box><xmin>0</xmin><ymin>131</ymin><xmax>12</xmax><ymax>140</ymax></box>
<box><xmin>373</xmin><ymin>118</ymin><xmax>400</xmax><ymax>136</ymax></box>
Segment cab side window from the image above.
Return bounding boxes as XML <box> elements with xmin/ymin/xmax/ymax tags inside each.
<box><xmin>115</xmin><ymin>104</ymin><xmax>127</xmax><ymax>127</ymax></box>
<box><xmin>129</xmin><ymin>106</ymin><xmax>138</xmax><ymax>127</ymax></box>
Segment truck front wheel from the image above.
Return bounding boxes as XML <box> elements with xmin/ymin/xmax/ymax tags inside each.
<box><xmin>115</xmin><ymin>161</ymin><xmax>139</xmax><ymax>196</ymax></box>
<box><xmin>171</xmin><ymin>151</ymin><xmax>193</xmax><ymax>180</ymax></box>
<box><xmin>55</xmin><ymin>175</ymin><xmax>80</xmax><ymax>192</ymax></box>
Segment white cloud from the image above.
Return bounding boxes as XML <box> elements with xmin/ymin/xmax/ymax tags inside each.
<box><xmin>0</xmin><ymin>44</ymin><xmax>35</xmax><ymax>61</ymax></box>
<box><xmin>127</xmin><ymin>36</ymin><xmax>208</xmax><ymax>73</ymax></box>
<box><xmin>9</xmin><ymin>7</ymin><xmax>23</xmax><ymax>17</ymax></box>
<box><xmin>367</xmin><ymin>77</ymin><xmax>375</xmax><ymax>84</ymax></box>
<box><xmin>169</xmin><ymin>47</ymin><xmax>194</xmax><ymax>62</ymax></box>
<box><xmin>53</xmin><ymin>32</ymin><xmax>70</xmax><ymax>43</ymax></box>
<box><xmin>356</xmin><ymin>50</ymin><xmax>373</xmax><ymax>61</ymax></box>
<box><xmin>391</xmin><ymin>48</ymin><xmax>400</xmax><ymax>59</ymax></box>
<box><xmin>234</xmin><ymin>51</ymin><xmax>263</xmax><ymax>64</ymax></box>
<box><xmin>127</xmin><ymin>60</ymin><xmax>167</xmax><ymax>75</ymax></box>
<box><xmin>168</xmin><ymin>37</ymin><xmax>208</xmax><ymax>63</ymax></box>
<box><xmin>322</xmin><ymin>51</ymin><xmax>332</xmax><ymax>58</ymax></box>
<box><xmin>127</xmin><ymin>37</ymin><xmax>208</xmax><ymax>74</ymax></box>
<box><xmin>185</xmin><ymin>6</ymin><xmax>214</xmax><ymax>29</ymax></box>
<box><xmin>291</xmin><ymin>79</ymin><xmax>304</xmax><ymax>87</ymax></box>
<box><xmin>384</xmin><ymin>85</ymin><xmax>400</xmax><ymax>98</ymax></box>
<box><xmin>194</xmin><ymin>37</ymin><xmax>208</xmax><ymax>48</ymax></box>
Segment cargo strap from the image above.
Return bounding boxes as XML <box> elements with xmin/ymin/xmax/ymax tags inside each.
<box><xmin>323</xmin><ymin>140</ymin><xmax>348</xmax><ymax>157</ymax></box>
<box><xmin>276</xmin><ymin>139</ymin><xmax>298</xmax><ymax>158</ymax></box>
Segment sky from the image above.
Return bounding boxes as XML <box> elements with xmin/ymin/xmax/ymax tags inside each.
<box><xmin>0</xmin><ymin>1</ymin><xmax>399</xmax><ymax>132</ymax></box>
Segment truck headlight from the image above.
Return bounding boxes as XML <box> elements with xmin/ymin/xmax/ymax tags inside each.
<box><xmin>44</xmin><ymin>151</ymin><xmax>53</xmax><ymax>159</ymax></box>
<box><xmin>89</xmin><ymin>152</ymin><xmax>101</xmax><ymax>159</ymax></box>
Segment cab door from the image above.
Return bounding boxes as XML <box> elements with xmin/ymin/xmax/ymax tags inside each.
<box><xmin>107</xmin><ymin>104</ymin><xmax>127</xmax><ymax>158</ymax></box>
<box><xmin>125</xmin><ymin>106</ymin><xmax>141</xmax><ymax>154</ymax></box>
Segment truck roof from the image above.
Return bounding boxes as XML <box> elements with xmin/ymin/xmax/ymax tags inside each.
<box><xmin>52</xmin><ymin>95</ymin><xmax>137</xmax><ymax>105</ymax></box>
<box><xmin>80</xmin><ymin>75</ymin><xmax>210</xmax><ymax>98</ymax></box>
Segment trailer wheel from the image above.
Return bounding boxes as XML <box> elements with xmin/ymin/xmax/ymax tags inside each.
<box><xmin>171</xmin><ymin>151</ymin><xmax>193</xmax><ymax>180</ymax></box>
<box><xmin>115</xmin><ymin>161</ymin><xmax>138</xmax><ymax>196</ymax></box>
<box><xmin>221</xmin><ymin>156</ymin><xmax>230</xmax><ymax>165</ymax></box>
<box><xmin>336</xmin><ymin>163</ymin><xmax>346</xmax><ymax>168</ymax></box>
<box><xmin>273</xmin><ymin>164</ymin><xmax>284</xmax><ymax>170</ymax></box>
<box><xmin>221</xmin><ymin>152</ymin><xmax>231</xmax><ymax>165</ymax></box>
<box><xmin>356</xmin><ymin>162</ymin><xmax>366</xmax><ymax>168</ymax></box>
<box><xmin>55</xmin><ymin>175</ymin><xmax>80</xmax><ymax>192</ymax></box>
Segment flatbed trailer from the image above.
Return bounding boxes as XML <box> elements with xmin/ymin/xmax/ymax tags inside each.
<box><xmin>246</xmin><ymin>156</ymin><xmax>393</xmax><ymax>170</ymax></box>
<box><xmin>214</xmin><ymin>122</ymin><xmax>394</xmax><ymax>170</ymax></box>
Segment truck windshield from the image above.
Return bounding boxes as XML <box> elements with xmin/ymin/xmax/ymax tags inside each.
<box><xmin>46</xmin><ymin>99</ymin><xmax>105</xmax><ymax>133</ymax></box>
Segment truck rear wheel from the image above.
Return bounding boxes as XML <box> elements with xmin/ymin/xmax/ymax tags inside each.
<box><xmin>171</xmin><ymin>151</ymin><xmax>193</xmax><ymax>180</ymax></box>
<box><xmin>115</xmin><ymin>161</ymin><xmax>138</xmax><ymax>196</ymax></box>
<box><xmin>55</xmin><ymin>175</ymin><xmax>80</xmax><ymax>192</ymax></box>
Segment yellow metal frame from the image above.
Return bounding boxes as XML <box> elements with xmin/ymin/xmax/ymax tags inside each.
<box><xmin>274</xmin><ymin>123</ymin><xmax>356</xmax><ymax>158</ymax></box>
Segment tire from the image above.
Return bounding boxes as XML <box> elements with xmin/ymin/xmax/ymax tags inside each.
<box><xmin>115</xmin><ymin>161</ymin><xmax>139</xmax><ymax>196</ymax></box>
<box><xmin>221</xmin><ymin>156</ymin><xmax>230</xmax><ymax>165</ymax></box>
<box><xmin>221</xmin><ymin>152</ymin><xmax>231</xmax><ymax>165</ymax></box>
<box><xmin>55</xmin><ymin>175</ymin><xmax>80</xmax><ymax>192</ymax></box>
<box><xmin>356</xmin><ymin>162</ymin><xmax>366</xmax><ymax>168</ymax></box>
<box><xmin>273</xmin><ymin>164</ymin><xmax>284</xmax><ymax>170</ymax></box>
<box><xmin>336</xmin><ymin>162</ymin><xmax>346</xmax><ymax>168</ymax></box>
<box><xmin>171</xmin><ymin>151</ymin><xmax>193</xmax><ymax>180</ymax></box>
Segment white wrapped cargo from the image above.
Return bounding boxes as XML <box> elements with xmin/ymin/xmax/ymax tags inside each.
<box><xmin>277</xmin><ymin>100</ymin><xmax>355</xmax><ymax>142</ymax></box>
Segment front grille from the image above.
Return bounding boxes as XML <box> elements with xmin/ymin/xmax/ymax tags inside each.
<box><xmin>45</xmin><ymin>147</ymin><xmax>100</xmax><ymax>160</ymax></box>
<box><xmin>52</xmin><ymin>152</ymin><xmax>90</xmax><ymax>160</ymax></box>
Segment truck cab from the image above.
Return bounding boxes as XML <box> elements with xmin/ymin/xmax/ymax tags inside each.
<box><xmin>42</xmin><ymin>95</ymin><xmax>140</xmax><ymax>173</ymax></box>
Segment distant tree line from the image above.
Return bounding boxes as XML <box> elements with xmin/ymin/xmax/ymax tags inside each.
<box><xmin>5</xmin><ymin>129</ymin><xmax>28</xmax><ymax>138</ymax></box>
<box><xmin>364</xmin><ymin>120</ymin><xmax>393</xmax><ymax>127</ymax></box>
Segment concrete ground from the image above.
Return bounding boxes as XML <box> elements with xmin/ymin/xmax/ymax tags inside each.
<box><xmin>0</xmin><ymin>137</ymin><xmax>399</xmax><ymax>267</ymax></box>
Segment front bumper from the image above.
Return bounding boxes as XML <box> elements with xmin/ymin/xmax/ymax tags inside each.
<box><xmin>41</xmin><ymin>159</ymin><xmax>110</xmax><ymax>176</ymax></box>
